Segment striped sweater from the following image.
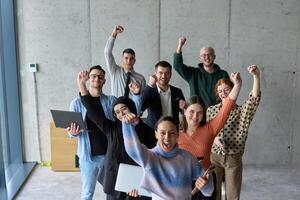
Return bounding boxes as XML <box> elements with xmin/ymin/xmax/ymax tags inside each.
<box><xmin>122</xmin><ymin>123</ymin><xmax>214</xmax><ymax>200</ymax></box>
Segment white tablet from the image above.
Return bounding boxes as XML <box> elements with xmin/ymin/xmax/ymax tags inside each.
<box><xmin>115</xmin><ymin>163</ymin><xmax>151</xmax><ymax>197</ymax></box>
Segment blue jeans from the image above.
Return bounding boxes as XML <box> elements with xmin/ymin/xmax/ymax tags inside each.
<box><xmin>80</xmin><ymin>155</ymin><xmax>105</xmax><ymax>200</ymax></box>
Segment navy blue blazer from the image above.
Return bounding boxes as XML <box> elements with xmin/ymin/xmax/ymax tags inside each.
<box><xmin>141</xmin><ymin>84</ymin><xmax>185</xmax><ymax>128</ymax></box>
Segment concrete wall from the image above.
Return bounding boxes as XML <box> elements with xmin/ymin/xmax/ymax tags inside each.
<box><xmin>16</xmin><ymin>0</ymin><xmax>300</xmax><ymax>165</ymax></box>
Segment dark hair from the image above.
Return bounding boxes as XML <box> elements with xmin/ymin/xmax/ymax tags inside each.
<box><xmin>180</xmin><ymin>96</ymin><xmax>207</xmax><ymax>132</ymax></box>
<box><xmin>113</xmin><ymin>96</ymin><xmax>137</xmax><ymax>117</ymax></box>
<box><xmin>154</xmin><ymin>116</ymin><xmax>178</xmax><ymax>132</ymax></box>
<box><xmin>155</xmin><ymin>60</ymin><xmax>172</xmax><ymax>70</ymax></box>
<box><xmin>122</xmin><ymin>48</ymin><xmax>135</xmax><ymax>56</ymax></box>
<box><xmin>89</xmin><ymin>65</ymin><xmax>105</xmax><ymax>75</ymax></box>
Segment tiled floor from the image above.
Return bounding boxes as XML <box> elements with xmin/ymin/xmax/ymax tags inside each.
<box><xmin>15</xmin><ymin>165</ymin><xmax>300</xmax><ymax>200</ymax></box>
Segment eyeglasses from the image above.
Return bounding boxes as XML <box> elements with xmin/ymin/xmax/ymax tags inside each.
<box><xmin>89</xmin><ymin>74</ymin><xmax>105</xmax><ymax>80</ymax></box>
<box><xmin>217</xmin><ymin>87</ymin><xmax>231</xmax><ymax>94</ymax></box>
<box><xmin>200</xmin><ymin>53</ymin><xmax>214</xmax><ymax>58</ymax></box>
<box><xmin>114</xmin><ymin>106</ymin><xmax>128</xmax><ymax>116</ymax></box>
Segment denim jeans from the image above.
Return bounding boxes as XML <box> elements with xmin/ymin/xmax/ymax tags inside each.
<box><xmin>80</xmin><ymin>155</ymin><xmax>105</xmax><ymax>200</ymax></box>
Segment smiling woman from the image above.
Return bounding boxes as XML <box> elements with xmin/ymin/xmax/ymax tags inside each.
<box><xmin>208</xmin><ymin>65</ymin><xmax>261</xmax><ymax>200</ymax></box>
<box><xmin>77</xmin><ymin>71</ymin><xmax>156</xmax><ymax>199</ymax></box>
<box><xmin>113</xmin><ymin>104</ymin><xmax>130</xmax><ymax>118</ymax></box>
<box><xmin>177</xmin><ymin>72</ymin><xmax>241</xmax><ymax>200</ymax></box>
<box><xmin>121</xmin><ymin>116</ymin><xmax>214</xmax><ymax>199</ymax></box>
<box><xmin>154</xmin><ymin>118</ymin><xmax>179</xmax><ymax>152</ymax></box>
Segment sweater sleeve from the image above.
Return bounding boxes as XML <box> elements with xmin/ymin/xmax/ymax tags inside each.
<box><xmin>207</xmin><ymin>97</ymin><xmax>235</xmax><ymax>136</ymax></box>
<box><xmin>104</xmin><ymin>36</ymin><xmax>118</xmax><ymax>75</ymax></box>
<box><xmin>173</xmin><ymin>52</ymin><xmax>193</xmax><ymax>81</ymax></box>
<box><xmin>240</xmin><ymin>92</ymin><xmax>261</xmax><ymax>130</ymax></box>
<box><xmin>200</xmin><ymin>174</ymin><xmax>214</xmax><ymax>197</ymax></box>
<box><xmin>132</xmin><ymin>94</ymin><xmax>142</xmax><ymax>116</ymax></box>
<box><xmin>80</xmin><ymin>93</ymin><xmax>114</xmax><ymax>135</ymax></box>
<box><xmin>192</xmin><ymin>157</ymin><xmax>214</xmax><ymax>197</ymax></box>
<box><xmin>122</xmin><ymin>122</ymin><xmax>154</xmax><ymax>168</ymax></box>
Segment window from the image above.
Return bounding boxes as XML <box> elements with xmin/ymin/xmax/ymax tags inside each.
<box><xmin>0</xmin><ymin>1</ymin><xmax>36</xmax><ymax>199</ymax></box>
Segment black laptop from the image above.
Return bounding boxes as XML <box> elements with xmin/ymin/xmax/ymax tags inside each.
<box><xmin>50</xmin><ymin>110</ymin><xmax>86</xmax><ymax>130</ymax></box>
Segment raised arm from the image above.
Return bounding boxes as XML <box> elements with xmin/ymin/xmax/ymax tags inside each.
<box><xmin>129</xmin><ymin>82</ymin><xmax>143</xmax><ymax>116</ymax></box>
<box><xmin>176</xmin><ymin>36</ymin><xmax>186</xmax><ymax>53</ymax></box>
<box><xmin>122</xmin><ymin>114</ymin><xmax>153</xmax><ymax>168</ymax></box>
<box><xmin>238</xmin><ymin>65</ymin><xmax>261</xmax><ymax>127</ymax></box>
<box><xmin>248</xmin><ymin>65</ymin><xmax>260</xmax><ymax>97</ymax></box>
<box><xmin>77</xmin><ymin>71</ymin><xmax>114</xmax><ymax>134</ymax></box>
<box><xmin>209</xmin><ymin>72</ymin><xmax>242</xmax><ymax>135</ymax></box>
<box><xmin>111</xmin><ymin>25</ymin><xmax>124</xmax><ymax>38</ymax></box>
<box><xmin>104</xmin><ymin>25</ymin><xmax>124</xmax><ymax>75</ymax></box>
<box><xmin>228</xmin><ymin>72</ymin><xmax>242</xmax><ymax>101</ymax></box>
<box><xmin>77</xmin><ymin>71</ymin><xmax>89</xmax><ymax>95</ymax></box>
<box><xmin>173</xmin><ymin>36</ymin><xmax>194</xmax><ymax>81</ymax></box>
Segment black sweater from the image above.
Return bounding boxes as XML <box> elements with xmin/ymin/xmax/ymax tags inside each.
<box><xmin>86</xmin><ymin>96</ymin><xmax>107</xmax><ymax>155</ymax></box>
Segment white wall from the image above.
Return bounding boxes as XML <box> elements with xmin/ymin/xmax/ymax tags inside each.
<box><xmin>16</xmin><ymin>0</ymin><xmax>300</xmax><ymax>165</ymax></box>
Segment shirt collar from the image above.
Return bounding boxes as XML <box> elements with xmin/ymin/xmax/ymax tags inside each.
<box><xmin>156</xmin><ymin>84</ymin><xmax>170</xmax><ymax>94</ymax></box>
<box><xmin>123</xmin><ymin>68</ymin><xmax>134</xmax><ymax>74</ymax></box>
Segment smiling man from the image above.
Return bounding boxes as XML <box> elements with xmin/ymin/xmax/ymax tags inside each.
<box><xmin>67</xmin><ymin>66</ymin><xmax>116</xmax><ymax>200</ymax></box>
<box><xmin>104</xmin><ymin>25</ymin><xmax>146</xmax><ymax>98</ymax></box>
<box><xmin>140</xmin><ymin>61</ymin><xmax>185</xmax><ymax>128</ymax></box>
<box><xmin>173</xmin><ymin>36</ymin><xmax>229</xmax><ymax>107</ymax></box>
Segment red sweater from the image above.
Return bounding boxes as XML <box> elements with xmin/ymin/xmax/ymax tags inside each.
<box><xmin>178</xmin><ymin>97</ymin><xmax>235</xmax><ymax>169</ymax></box>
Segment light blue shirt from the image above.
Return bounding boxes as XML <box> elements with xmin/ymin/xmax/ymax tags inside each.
<box><xmin>69</xmin><ymin>93</ymin><xmax>116</xmax><ymax>163</ymax></box>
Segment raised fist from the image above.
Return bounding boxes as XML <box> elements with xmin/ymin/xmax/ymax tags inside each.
<box><xmin>112</xmin><ymin>25</ymin><xmax>124</xmax><ymax>37</ymax></box>
<box><xmin>77</xmin><ymin>70</ymin><xmax>89</xmax><ymax>85</ymax></box>
<box><xmin>148</xmin><ymin>74</ymin><xmax>157</xmax><ymax>87</ymax></box>
<box><xmin>248</xmin><ymin>65</ymin><xmax>260</xmax><ymax>76</ymax></box>
<box><xmin>178</xmin><ymin>36</ymin><xmax>187</xmax><ymax>46</ymax></box>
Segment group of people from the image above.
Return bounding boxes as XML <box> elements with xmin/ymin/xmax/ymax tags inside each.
<box><xmin>67</xmin><ymin>25</ymin><xmax>261</xmax><ymax>200</ymax></box>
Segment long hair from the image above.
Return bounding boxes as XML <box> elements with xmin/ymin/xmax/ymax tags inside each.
<box><xmin>179</xmin><ymin>96</ymin><xmax>207</xmax><ymax>132</ymax></box>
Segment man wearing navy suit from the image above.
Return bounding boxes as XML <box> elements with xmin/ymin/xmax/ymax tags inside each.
<box><xmin>140</xmin><ymin>61</ymin><xmax>185</xmax><ymax>128</ymax></box>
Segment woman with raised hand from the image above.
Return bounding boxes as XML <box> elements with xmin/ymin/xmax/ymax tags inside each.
<box><xmin>122</xmin><ymin>115</ymin><xmax>214</xmax><ymax>200</ymax></box>
<box><xmin>178</xmin><ymin>72</ymin><xmax>242</xmax><ymax>200</ymax></box>
<box><xmin>208</xmin><ymin>65</ymin><xmax>261</xmax><ymax>200</ymax></box>
<box><xmin>77</xmin><ymin>70</ymin><xmax>156</xmax><ymax>200</ymax></box>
